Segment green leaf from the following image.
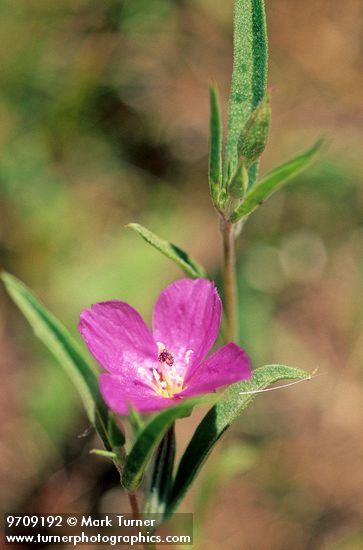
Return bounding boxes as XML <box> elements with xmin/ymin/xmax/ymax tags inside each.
<box><xmin>167</xmin><ymin>365</ymin><xmax>309</xmax><ymax>514</ymax></box>
<box><xmin>90</xmin><ymin>449</ymin><xmax>118</xmax><ymax>460</ymax></box>
<box><xmin>108</xmin><ymin>415</ymin><xmax>126</xmax><ymax>448</ymax></box>
<box><xmin>231</xmin><ymin>140</ymin><xmax>323</xmax><ymax>221</ymax></box>
<box><xmin>126</xmin><ymin>223</ymin><xmax>207</xmax><ymax>279</ymax></box>
<box><xmin>209</xmin><ymin>84</ymin><xmax>223</xmax><ymax>205</ymax></box>
<box><xmin>144</xmin><ymin>425</ymin><xmax>176</xmax><ymax>515</ymax></box>
<box><xmin>224</xmin><ymin>0</ymin><xmax>268</xmax><ymax>185</ymax></box>
<box><xmin>1</xmin><ymin>272</ymin><xmax>122</xmax><ymax>451</ymax></box>
<box><xmin>122</xmin><ymin>396</ymin><xmax>214</xmax><ymax>492</ymax></box>
<box><xmin>128</xmin><ymin>404</ymin><xmax>144</xmax><ymax>436</ymax></box>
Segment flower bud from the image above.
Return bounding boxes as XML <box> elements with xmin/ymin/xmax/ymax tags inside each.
<box><xmin>228</xmin><ymin>162</ymin><xmax>249</xmax><ymax>199</ymax></box>
<box><xmin>237</xmin><ymin>95</ymin><xmax>271</xmax><ymax>165</ymax></box>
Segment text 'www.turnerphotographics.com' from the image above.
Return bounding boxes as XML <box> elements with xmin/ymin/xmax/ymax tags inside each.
<box><xmin>4</xmin><ymin>514</ymin><xmax>193</xmax><ymax>546</ymax></box>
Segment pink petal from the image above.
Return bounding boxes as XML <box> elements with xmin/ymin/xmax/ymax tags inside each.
<box><xmin>181</xmin><ymin>343</ymin><xmax>252</xmax><ymax>396</ymax></box>
<box><xmin>78</xmin><ymin>301</ymin><xmax>157</xmax><ymax>375</ymax></box>
<box><xmin>152</xmin><ymin>278</ymin><xmax>222</xmax><ymax>374</ymax></box>
<box><xmin>100</xmin><ymin>374</ymin><xmax>182</xmax><ymax>415</ymax></box>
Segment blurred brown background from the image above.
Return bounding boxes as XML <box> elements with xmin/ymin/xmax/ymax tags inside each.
<box><xmin>0</xmin><ymin>1</ymin><xmax>362</xmax><ymax>549</ymax></box>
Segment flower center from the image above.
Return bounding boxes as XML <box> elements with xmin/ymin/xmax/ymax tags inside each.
<box><xmin>138</xmin><ymin>343</ymin><xmax>193</xmax><ymax>398</ymax></box>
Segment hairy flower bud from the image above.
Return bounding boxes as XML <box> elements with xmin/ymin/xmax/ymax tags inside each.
<box><xmin>237</xmin><ymin>95</ymin><xmax>271</xmax><ymax>165</ymax></box>
<box><xmin>228</xmin><ymin>162</ymin><xmax>249</xmax><ymax>199</ymax></box>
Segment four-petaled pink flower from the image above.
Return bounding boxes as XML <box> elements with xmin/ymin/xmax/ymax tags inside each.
<box><xmin>78</xmin><ymin>278</ymin><xmax>252</xmax><ymax>414</ymax></box>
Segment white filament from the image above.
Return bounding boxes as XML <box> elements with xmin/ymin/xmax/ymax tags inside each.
<box><xmin>239</xmin><ymin>369</ymin><xmax>320</xmax><ymax>395</ymax></box>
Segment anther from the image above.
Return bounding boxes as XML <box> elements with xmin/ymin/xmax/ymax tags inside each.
<box><xmin>158</xmin><ymin>349</ymin><xmax>174</xmax><ymax>367</ymax></box>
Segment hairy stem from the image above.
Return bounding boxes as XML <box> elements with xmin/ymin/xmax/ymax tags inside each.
<box><xmin>115</xmin><ymin>458</ymin><xmax>158</xmax><ymax>550</ymax></box>
<box><xmin>128</xmin><ymin>491</ymin><xmax>141</xmax><ymax>516</ymax></box>
<box><xmin>127</xmin><ymin>492</ymin><xmax>158</xmax><ymax>550</ymax></box>
<box><xmin>222</xmin><ymin>220</ymin><xmax>238</xmax><ymax>342</ymax></box>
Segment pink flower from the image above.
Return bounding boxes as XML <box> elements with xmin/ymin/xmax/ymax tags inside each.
<box><xmin>78</xmin><ymin>278</ymin><xmax>251</xmax><ymax>414</ymax></box>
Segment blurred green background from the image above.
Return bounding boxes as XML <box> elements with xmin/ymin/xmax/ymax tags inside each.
<box><xmin>0</xmin><ymin>1</ymin><xmax>362</xmax><ymax>548</ymax></box>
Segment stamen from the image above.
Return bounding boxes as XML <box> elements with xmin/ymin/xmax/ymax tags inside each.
<box><xmin>138</xmin><ymin>342</ymin><xmax>190</xmax><ymax>398</ymax></box>
<box><xmin>157</xmin><ymin>342</ymin><xmax>165</xmax><ymax>355</ymax></box>
<box><xmin>159</xmin><ymin>349</ymin><xmax>174</xmax><ymax>366</ymax></box>
<box><xmin>138</xmin><ymin>366</ymin><xmax>152</xmax><ymax>381</ymax></box>
<box><xmin>185</xmin><ymin>350</ymin><xmax>194</xmax><ymax>365</ymax></box>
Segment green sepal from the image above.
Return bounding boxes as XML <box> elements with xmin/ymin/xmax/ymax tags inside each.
<box><xmin>127</xmin><ymin>223</ymin><xmax>207</xmax><ymax>279</ymax></box>
<box><xmin>231</xmin><ymin>140</ymin><xmax>323</xmax><ymax>222</ymax></box>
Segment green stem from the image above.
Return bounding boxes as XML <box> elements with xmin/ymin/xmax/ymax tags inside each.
<box><xmin>222</xmin><ymin>220</ymin><xmax>238</xmax><ymax>342</ymax></box>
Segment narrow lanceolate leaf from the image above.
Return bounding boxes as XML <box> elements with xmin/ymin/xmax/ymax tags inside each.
<box><xmin>108</xmin><ymin>414</ymin><xmax>126</xmax><ymax>448</ymax></box>
<box><xmin>128</xmin><ymin>404</ymin><xmax>144</xmax><ymax>436</ymax></box>
<box><xmin>224</xmin><ymin>0</ymin><xmax>268</xmax><ymax>184</ymax></box>
<box><xmin>231</xmin><ymin>140</ymin><xmax>323</xmax><ymax>222</ymax></box>
<box><xmin>167</xmin><ymin>365</ymin><xmax>309</xmax><ymax>515</ymax></box>
<box><xmin>1</xmin><ymin>272</ymin><xmax>122</xmax><ymax>451</ymax></box>
<box><xmin>144</xmin><ymin>426</ymin><xmax>176</xmax><ymax>515</ymax></box>
<box><xmin>90</xmin><ymin>449</ymin><xmax>118</xmax><ymax>459</ymax></box>
<box><xmin>209</xmin><ymin>85</ymin><xmax>223</xmax><ymax>205</ymax></box>
<box><xmin>122</xmin><ymin>396</ymin><xmax>215</xmax><ymax>492</ymax></box>
<box><xmin>126</xmin><ymin>223</ymin><xmax>207</xmax><ymax>279</ymax></box>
